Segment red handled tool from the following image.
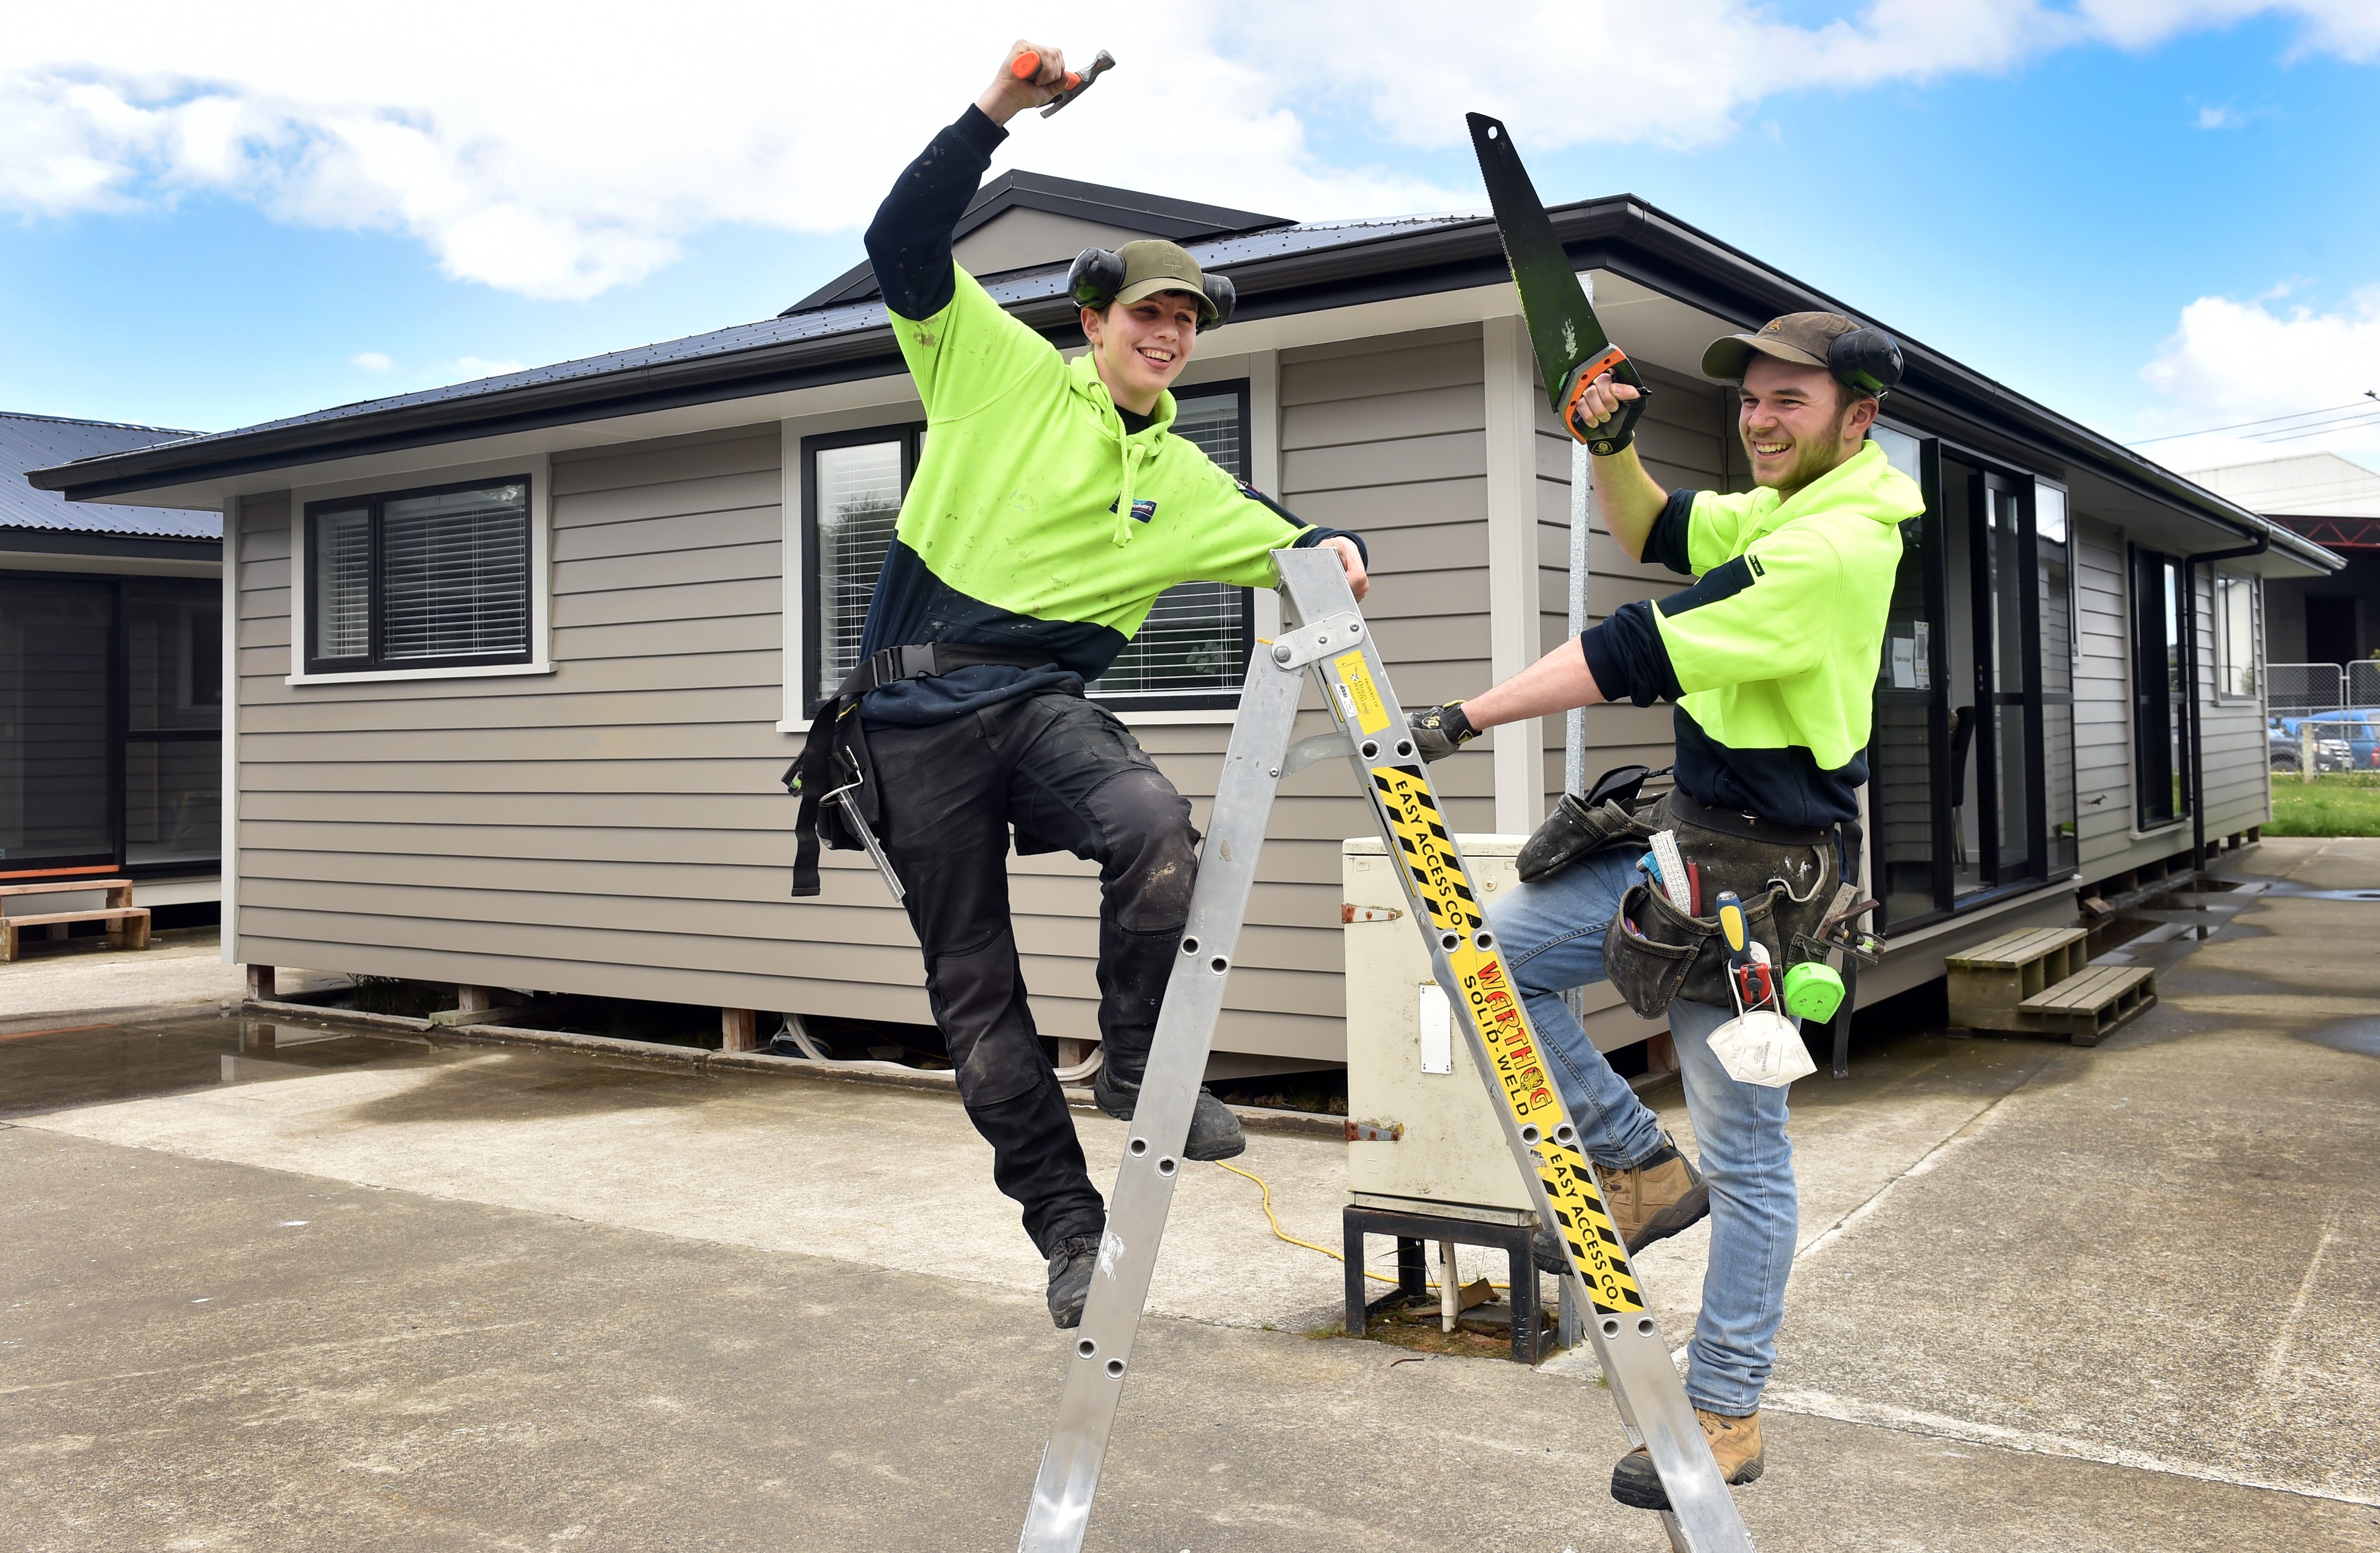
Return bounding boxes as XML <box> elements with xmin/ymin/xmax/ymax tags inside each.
<box><xmin>1012</xmin><ymin>49</ymin><xmax>1116</xmax><ymax>117</ymax></box>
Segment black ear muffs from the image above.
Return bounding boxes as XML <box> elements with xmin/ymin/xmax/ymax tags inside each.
<box><xmin>1200</xmin><ymin>273</ymin><xmax>1235</xmax><ymax>328</ymax></box>
<box><xmin>1069</xmin><ymin>247</ymin><xmax>1127</xmax><ymax>309</ymax></box>
<box><xmin>1829</xmin><ymin>326</ymin><xmax>1904</xmax><ymax>399</ymax></box>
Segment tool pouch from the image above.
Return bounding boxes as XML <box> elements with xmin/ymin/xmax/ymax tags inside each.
<box><xmin>1513</xmin><ymin>764</ymin><xmax>1668</xmax><ymax>883</ymax></box>
<box><xmin>1602</xmin><ymin>797</ymin><xmax>1835</xmax><ymax>1016</ymax></box>
<box><xmin>1516</xmin><ymin>795</ymin><xmax>1652</xmax><ymax>883</ymax></box>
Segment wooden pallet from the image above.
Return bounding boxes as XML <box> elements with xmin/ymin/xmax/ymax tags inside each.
<box><xmin>1945</xmin><ymin>927</ymin><xmax>2090</xmax><ymax>1032</ymax></box>
<box><xmin>2017</xmin><ymin>964</ymin><xmax>2156</xmax><ymax>1046</ymax></box>
<box><xmin>0</xmin><ymin>879</ymin><xmax>150</xmax><ymax>963</ymax></box>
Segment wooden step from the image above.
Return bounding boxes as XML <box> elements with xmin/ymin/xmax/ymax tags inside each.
<box><xmin>2018</xmin><ymin>965</ymin><xmax>2156</xmax><ymax>1047</ymax></box>
<box><xmin>1944</xmin><ymin>926</ymin><xmax>2091</xmax><ymax>1032</ymax></box>
<box><xmin>0</xmin><ymin>906</ymin><xmax>152</xmax><ymax>963</ymax></box>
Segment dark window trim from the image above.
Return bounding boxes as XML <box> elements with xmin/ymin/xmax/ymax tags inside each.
<box><xmin>302</xmin><ymin>473</ymin><xmax>535</xmax><ymax>675</ymax></box>
<box><xmin>2129</xmin><ymin>542</ymin><xmax>2192</xmax><ymax>829</ymax></box>
<box><xmin>1870</xmin><ymin>436</ymin><xmax>2082</xmax><ymax>934</ymax></box>
<box><xmin>799</xmin><ymin>421</ymin><xmax>923</xmax><ymax>719</ymax></box>
<box><xmin>0</xmin><ymin>568</ymin><xmax>223</xmax><ymax>879</ymax></box>
<box><xmin>796</xmin><ymin>380</ymin><xmax>1258</xmax><ymax>720</ymax></box>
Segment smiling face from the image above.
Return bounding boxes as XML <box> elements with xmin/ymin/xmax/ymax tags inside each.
<box><xmin>1082</xmin><ymin>290</ymin><xmax>1203</xmax><ymax>417</ymax></box>
<box><xmin>1737</xmin><ymin>355</ymin><xmax>1879</xmax><ymax>495</ymax></box>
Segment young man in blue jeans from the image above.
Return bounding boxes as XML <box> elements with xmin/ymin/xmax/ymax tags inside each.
<box><xmin>1407</xmin><ymin>312</ymin><xmax>1921</xmax><ymax>1509</ymax></box>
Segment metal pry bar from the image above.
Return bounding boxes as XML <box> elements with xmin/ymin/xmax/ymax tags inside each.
<box><xmin>1041</xmin><ymin>50</ymin><xmax>1116</xmax><ymax>117</ymax></box>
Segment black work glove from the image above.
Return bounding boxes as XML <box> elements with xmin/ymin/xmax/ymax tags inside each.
<box><xmin>1408</xmin><ymin>701</ymin><xmax>1481</xmax><ymax>762</ymax></box>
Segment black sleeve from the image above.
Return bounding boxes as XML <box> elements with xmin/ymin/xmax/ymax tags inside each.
<box><xmin>1578</xmin><ymin>600</ymin><xmax>1682</xmax><ymax>708</ymax></box>
<box><xmin>1645</xmin><ymin>488</ymin><xmax>1699</xmax><ymax>575</ymax></box>
<box><xmin>863</xmin><ymin>105</ymin><xmax>1008</xmax><ymax>322</ymax></box>
<box><xmin>1240</xmin><ymin>482</ymin><xmax>1370</xmax><ymax>566</ymax></box>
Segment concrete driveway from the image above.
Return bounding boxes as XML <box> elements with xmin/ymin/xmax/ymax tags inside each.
<box><xmin>3</xmin><ymin>840</ymin><xmax>2375</xmax><ymax>1550</ymax></box>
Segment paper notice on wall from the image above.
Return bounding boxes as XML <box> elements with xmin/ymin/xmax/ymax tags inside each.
<box><xmin>1890</xmin><ymin>636</ymin><xmax>1916</xmax><ymax>689</ymax></box>
<box><xmin>1913</xmin><ymin>621</ymin><xmax>1932</xmax><ymax>690</ymax></box>
<box><xmin>1418</xmin><ymin>982</ymin><xmax>1453</xmax><ymax>1075</ymax></box>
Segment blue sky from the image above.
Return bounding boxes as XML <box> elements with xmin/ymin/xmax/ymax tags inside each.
<box><xmin>4</xmin><ymin>4</ymin><xmax>2375</xmax><ymax>476</ymax></box>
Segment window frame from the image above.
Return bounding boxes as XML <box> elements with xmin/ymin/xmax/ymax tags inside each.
<box><xmin>798</xmin><ymin>421</ymin><xmax>924</xmax><ymax>719</ymax></box>
<box><xmin>792</xmin><ymin>379</ymin><xmax>1260</xmax><ymax>722</ymax></box>
<box><xmin>2212</xmin><ymin>571</ymin><xmax>2259</xmax><ymax>702</ymax></box>
<box><xmin>2127</xmin><ymin>542</ymin><xmax>2192</xmax><ymax>831</ymax></box>
<box><xmin>0</xmin><ymin>569</ymin><xmax>223</xmax><ymax>881</ymax></box>
<box><xmin>300</xmin><ymin>473</ymin><xmax>538</xmax><ymax>677</ymax></box>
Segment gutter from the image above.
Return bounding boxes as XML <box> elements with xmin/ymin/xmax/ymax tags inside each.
<box><xmin>15</xmin><ymin>194</ymin><xmax>2348</xmax><ymax>570</ymax></box>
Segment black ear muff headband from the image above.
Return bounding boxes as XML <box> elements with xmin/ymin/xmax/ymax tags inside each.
<box><xmin>1067</xmin><ymin>247</ymin><xmax>1235</xmax><ymax>328</ymax></box>
<box><xmin>1828</xmin><ymin>325</ymin><xmax>1904</xmax><ymax>399</ymax></box>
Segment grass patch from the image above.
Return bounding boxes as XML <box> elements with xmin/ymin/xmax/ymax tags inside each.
<box><xmin>2267</xmin><ymin>772</ymin><xmax>2380</xmax><ymax>837</ymax></box>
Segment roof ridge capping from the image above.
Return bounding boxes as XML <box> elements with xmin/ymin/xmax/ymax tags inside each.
<box><xmin>784</xmin><ymin>168</ymin><xmax>1295</xmax><ymax>316</ymax></box>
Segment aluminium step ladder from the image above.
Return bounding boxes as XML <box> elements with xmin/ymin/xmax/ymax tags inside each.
<box><xmin>1016</xmin><ymin>547</ymin><xmax>1756</xmax><ymax>1553</ymax></box>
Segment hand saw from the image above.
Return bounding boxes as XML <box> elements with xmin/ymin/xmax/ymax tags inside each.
<box><xmin>1467</xmin><ymin>113</ymin><xmax>1651</xmax><ymax>456</ymax></box>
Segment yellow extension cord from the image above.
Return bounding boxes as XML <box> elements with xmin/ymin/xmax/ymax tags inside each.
<box><xmin>1212</xmin><ymin>1159</ymin><xmax>1509</xmax><ymax>1293</ymax></box>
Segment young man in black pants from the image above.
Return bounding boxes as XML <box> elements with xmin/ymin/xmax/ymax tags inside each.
<box><xmin>808</xmin><ymin>41</ymin><xmax>1368</xmax><ymax>1327</ymax></box>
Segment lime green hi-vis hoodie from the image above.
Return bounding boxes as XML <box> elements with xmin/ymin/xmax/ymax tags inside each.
<box><xmin>1578</xmin><ymin>439</ymin><xmax>1923</xmax><ymax>827</ymax></box>
<box><xmin>852</xmin><ymin>263</ymin><xmax>1360</xmax><ymax>726</ymax></box>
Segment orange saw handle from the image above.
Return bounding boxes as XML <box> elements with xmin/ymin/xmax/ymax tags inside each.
<box><xmin>1557</xmin><ymin>345</ymin><xmax>1652</xmax><ymax>457</ymax></box>
<box><xmin>1011</xmin><ymin>51</ymin><xmax>1082</xmax><ymax>92</ymax></box>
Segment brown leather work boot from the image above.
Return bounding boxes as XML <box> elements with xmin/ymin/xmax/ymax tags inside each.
<box><xmin>1530</xmin><ymin>1134</ymin><xmax>1709</xmax><ymax>1274</ymax></box>
<box><xmin>1610</xmin><ymin>1407</ymin><xmax>1764</xmax><ymax>1509</ymax></box>
<box><xmin>1601</xmin><ymin>1135</ymin><xmax>1709</xmax><ymax>1251</ymax></box>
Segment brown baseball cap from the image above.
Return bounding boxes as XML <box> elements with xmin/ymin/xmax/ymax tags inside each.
<box><xmin>1701</xmin><ymin>311</ymin><xmax>1863</xmax><ymax>383</ymax></box>
<box><xmin>1112</xmin><ymin>240</ymin><xmax>1218</xmax><ymax>323</ymax></box>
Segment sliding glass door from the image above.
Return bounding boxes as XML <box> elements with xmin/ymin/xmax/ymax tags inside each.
<box><xmin>1868</xmin><ymin>435</ymin><xmax>2078</xmax><ymax>932</ymax></box>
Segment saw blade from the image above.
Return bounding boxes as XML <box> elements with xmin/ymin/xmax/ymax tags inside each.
<box><xmin>1467</xmin><ymin>113</ymin><xmax>1613</xmax><ymax>415</ymax></box>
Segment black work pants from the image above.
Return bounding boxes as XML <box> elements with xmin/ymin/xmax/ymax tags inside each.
<box><xmin>867</xmin><ymin>691</ymin><xmax>1199</xmax><ymax>1256</ymax></box>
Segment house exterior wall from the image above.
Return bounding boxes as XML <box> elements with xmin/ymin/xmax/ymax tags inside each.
<box><xmin>231</xmin><ymin>323</ymin><xmax>1518</xmax><ymax>1064</ymax></box>
<box><xmin>2073</xmin><ymin>515</ymin><xmax>2271</xmax><ymax>883</ymax></box>
<box><xmin>220</xmin><ymin>292</ymin><xmax>2286</xmax><ymax>1065</ymax></box>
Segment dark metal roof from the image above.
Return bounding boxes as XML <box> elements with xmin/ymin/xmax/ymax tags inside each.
<box><xmin>3</xmin><ymin>412</ymin><xmax>214</xmax><ymax>537</ymax></box>
<box><xmin>787</xmin><ymin>168</ymin><xmax>1293</xmax><ymax>313</ymax></box>
<box><xmin>15</xmin><ymin>191</ymin><xmax>2337</xmax><ymax>573</ymax></box>
<box><xmin>23</xmin><ymin>212</ymin><xmax>1473</xmax><ymax>503</ymax></box>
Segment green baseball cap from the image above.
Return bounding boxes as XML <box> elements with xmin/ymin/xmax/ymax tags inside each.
<box><xmin>1112</xmin><ymin>240</ymin><xmax>1218</xmax><ymax>323</ymax></box>
<box><xmin>1701</xmin><ymin>311</ymin><xmax>1862</xmax><ymax>383</ymax></box>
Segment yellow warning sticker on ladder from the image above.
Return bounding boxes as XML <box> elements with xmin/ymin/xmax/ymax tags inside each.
<box><xmin>1369</xmin><ymin>764</ymin><xmax>1645</xmax><ymax>1315</ymax></box>
<box><xmin>1335</xmin><ymin>650</ymin><xmax>1390</xmax><ymax>734</ymax></box>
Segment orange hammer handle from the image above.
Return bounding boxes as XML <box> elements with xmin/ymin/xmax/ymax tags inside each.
<box><xmin>1011</xmin><ymin>51</ymin><xmax>1081</xmax><ymax>90</ymax></box>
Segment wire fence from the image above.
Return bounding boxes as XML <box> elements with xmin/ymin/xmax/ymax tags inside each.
<box><xmin>2353</xmin><ymin>660</ymin><xmax>2380</xmax><ymax>711</ymax></box>
<box><xmin>2269</xmin><ymin>662</ymin><xmax>2349</xmax><ymax>714</ymax></box>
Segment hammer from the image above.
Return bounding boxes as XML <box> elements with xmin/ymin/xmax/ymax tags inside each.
<box><xmin>1011</xmin><ymin>49</ymin><xmax>1117</xmax><ymax>118</ymax></box>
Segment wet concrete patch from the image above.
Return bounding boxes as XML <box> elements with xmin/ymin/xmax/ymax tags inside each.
<box><xmin>2303</xmin><ymin>1017</ymin><xmax>2380</xmax><ymax>1059</ymax></box>
<box><xmin>0</xmin><ymin>1011</ymin><xmax>450</xmax><ymax>1123</ymax></box>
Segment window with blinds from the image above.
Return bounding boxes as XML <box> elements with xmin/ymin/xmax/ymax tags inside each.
<box><xmin>1092</xmin><ymin>386</ymin><xmax>1251</xmax><ymax>699</ymax></box>
<box><xmin>801</xmin><ymin>382</ymin><xmax>1254</xmax><ymax>715</ymax></box>
<box><xmin>304</xmin><ymin>478</ymin><xmax>533</xmax><ymax>673</ymax></box>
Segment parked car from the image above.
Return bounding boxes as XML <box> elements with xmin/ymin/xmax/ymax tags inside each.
<box><xmin>2271</xmin><ymin>711</ymin><xmax>2376</xmax><ymax>772</ymax></box>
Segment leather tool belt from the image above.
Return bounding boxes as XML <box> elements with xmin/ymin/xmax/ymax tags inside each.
<box><xmin>781</xmin><ymin>642</ymin><xmax>1056</xmax><ymax>898</ymax></box>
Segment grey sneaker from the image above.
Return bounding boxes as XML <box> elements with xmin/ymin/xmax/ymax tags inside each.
<box><xmin>1092</xmin><ymin>1070</ymin><xmax>1247</xmax><ymax>1161</ymax></box>
<box><xmin>1047</xmin><ymin>1234</ymin><xmax>1100</xmax><ymax>1329</ymax></box>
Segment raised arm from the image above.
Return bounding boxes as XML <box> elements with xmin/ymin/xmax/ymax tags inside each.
<box><xmin>1569</xmin><ymin>370</ymin><xmax>1668</xmax><ymax>560</ymax></box>
<box><xmin>863</xmin><ymin>42</ymin><xmax>1074</xmax><ymax>322</ymax></box>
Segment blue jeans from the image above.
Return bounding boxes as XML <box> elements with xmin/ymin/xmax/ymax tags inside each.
<box><xmin>1489</xmin><ymin>847</ymin><xmax>1798</xmax><ymax>1415</ymax></box>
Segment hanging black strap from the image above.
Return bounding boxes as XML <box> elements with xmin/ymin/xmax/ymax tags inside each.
<box><xmin>783</xmin><ymin>642</ymin><xmax>1058</xmax><ymax>898</ymax></box>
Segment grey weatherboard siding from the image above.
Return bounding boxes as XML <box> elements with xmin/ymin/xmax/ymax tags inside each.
<box><xmin>234</xmin><ymin>326</ymin><xmax>1535</xmax><ymax>1063</ymax></box>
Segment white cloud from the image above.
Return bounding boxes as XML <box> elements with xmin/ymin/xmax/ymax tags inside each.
<box><xmin>349</xmin><ymin>350</ymin><xmax>393</xmax><ymax>372</ymax></box>
<box><xmin>0</xmin><ymin>3</ymin><xmax>2372</xmax><ymax>301</ymax></box>
<box><xmin>2135</xmin><ymin>289</ymin><xmax>2380</xmax><ymax>470</ymax></box>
